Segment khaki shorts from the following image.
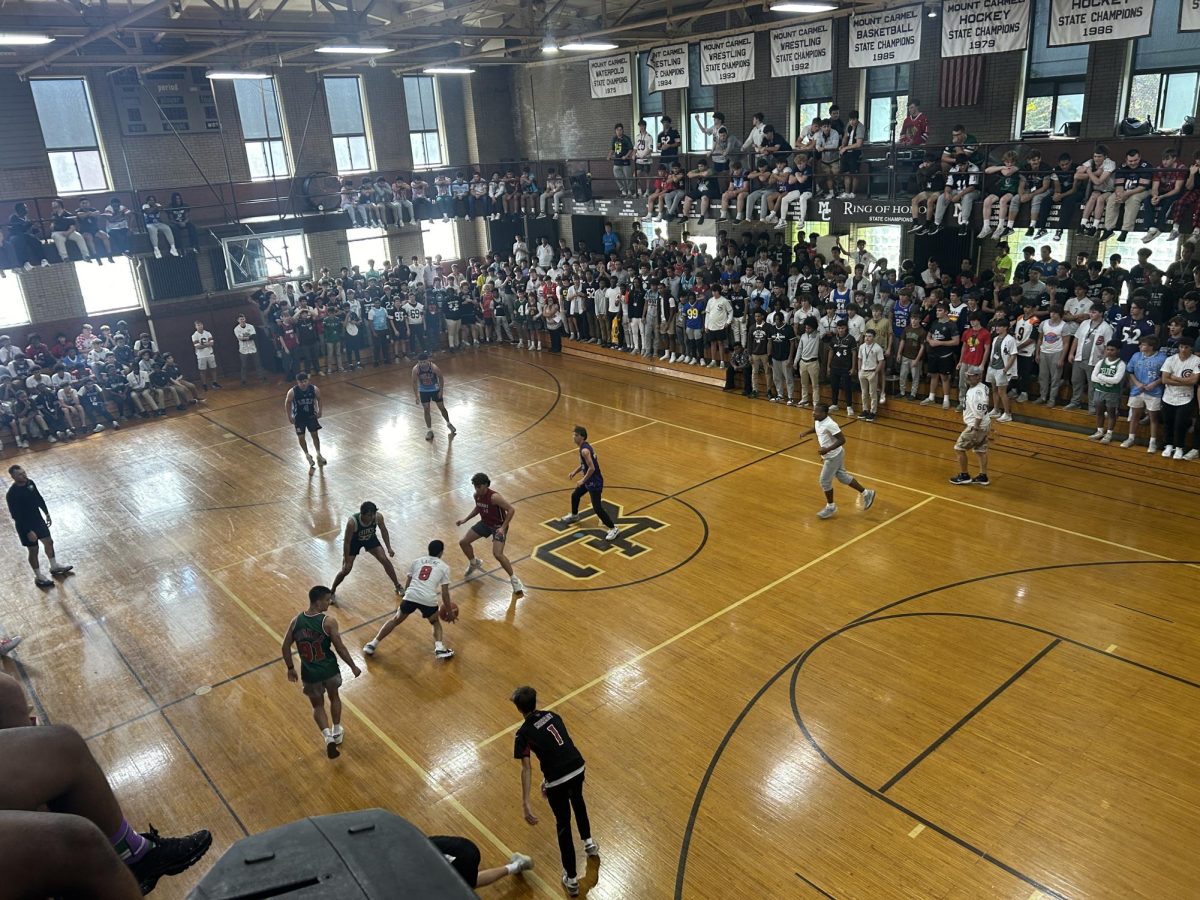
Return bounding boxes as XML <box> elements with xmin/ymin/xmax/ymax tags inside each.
<box><xmin>954</xmin><ymin>425</ymin><xmax>990</xmax><ymax>453</ymax></box>
<box><xmin>196</xmin><ymin>354</ymin><xmax>217</xmax><ymax>370</ymax></box>
<box><xmin>1128</xmin><ymin>393</ymin><xmax>1162</xmax><ymax>411</ymax></box>
<box><xmin>302</xmin><ymin>673</ymin><xmax>342</xmax><ymax>699</ymax></box>
<box><xmin>819</xmin><ymin>159</ymin><xmax>842</xmax><ymax>177</ymax></box>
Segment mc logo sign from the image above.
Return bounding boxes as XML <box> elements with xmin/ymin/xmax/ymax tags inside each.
<box><xmin>533</xmin><ymin>500</ymin><xmax>669</xmax><ymax>580</ymax></box>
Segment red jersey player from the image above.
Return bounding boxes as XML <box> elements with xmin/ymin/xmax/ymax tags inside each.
<box><xmin>456</xmin><ymin>472</ymin><xmax>526</xmax><ymax>600</ymax></box>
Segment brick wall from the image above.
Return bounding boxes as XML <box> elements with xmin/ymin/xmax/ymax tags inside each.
<box><xmin>1081</xmin><ymin>43</ymin><xmax>1128</xmax><ymax>139</ymax></box>
<box><xmin>515</xmin><ymin>59</ymin><xmax>634</xmax><ymax>160</ymax></box>
<box><xmin>364</xmin><ymin>69</ymin><xmax>414</xmax><ymax>174</ymax></box>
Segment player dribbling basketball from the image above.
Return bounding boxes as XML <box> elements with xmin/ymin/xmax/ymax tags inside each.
<box><xmin>364</xmin><ymin>540</ymin><xmax>456</xmax><ymax>659</ymax></box>
<box><xmin>457</xmin><ymin>473</ymin><xmax>526</xmax><ymax>600</ymax></box>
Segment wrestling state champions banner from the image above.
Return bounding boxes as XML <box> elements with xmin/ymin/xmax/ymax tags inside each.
<box><xmin>941</xmin><ymin>0</ymin><xmax>1031</xmax><ymax>57</ymax></box>
<box><xmin>699</xmin><ymin>33</ymin><xmax>756</xmax><ymax>85</ymax></box>
<box><xmin>646</xmin><ymin>44</ymin><xmax>689</xmax><ymax>92</ymax></box>
<box><xmin>1049</xmin><ymin>0</ymin><xmax>1154</xmax><ymax>45</ymax></box>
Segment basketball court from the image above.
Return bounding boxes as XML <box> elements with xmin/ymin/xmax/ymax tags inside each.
<box><xmin>3</xmin><ymin>351</ymin><xmax>1198</xmax><ymax>899</ymax></box>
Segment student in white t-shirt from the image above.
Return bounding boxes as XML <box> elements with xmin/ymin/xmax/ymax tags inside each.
<box><xmin>1035</xmin><ymin>305</ymin><xmax>1067</xmax><ymax>406</ymax></box>
<box><xmin>190</xmin><ymin>320</ymin><xmax>220</xmax><ymax>391</ymax></box>
<box><xmin>1158</xmin><ymin>339</ymin><xmax>1199</xmax><ymax>460</ymax></box>
<box><xmin>363</xmin><ymin>540</ymin><xmax>455</xmax><ymax>659</ymax></box>
<box><xmin>233</xmin><ymin>314</ymin><xmax>266</xmax><ymax>386</ymax></box>
<box><xmin>799</xmin><ymin>403</ymin><xmax>876</xmax><ymax>519</ymax></box>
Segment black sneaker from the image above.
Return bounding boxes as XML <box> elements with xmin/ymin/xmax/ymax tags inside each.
<box><xmin>1034</xmin><ymin>228</ymin><xmax>1048</xmax><ymax>238</ymax></box>
<box><xmin>948</xmin><ymin>473</ymin><xmax>973</xmax><ymax>485</ymax></box>
<box><xmin>911</xmin><ymin>223</ymin><xmax>926</xmax><ymax>235</ymax></box>
<box><xmin>972</xmin><ymin>474</ymin><xmax>990</xmax><ymax>486</ymax></box>
<box><xmin>129</xmin><ymin>826</ymin><xmax>213</xmax><ymax>894</ymax></box>
<box><xmin>1025</xmin><ymin>228</ymin><xmax>1035</xmax><ymax>237</ymax></box>
<box><xmin>926</xmin><ymin>225</ymin><xmax>941</xmax><ymax>236</ymax></box>
<box><xmin>1116</xmin><ymin>231</ymin><xmax>1128</xmax><ymax>242</ymax></box>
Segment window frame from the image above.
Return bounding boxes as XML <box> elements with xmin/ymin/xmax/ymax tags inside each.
<box><xmin>685</xmin><ymin>45</ymin><xmax>716</xmax><ymax>152</ymax></box>
<box><xmin>75</xmin><ymin>257</ymin><xmax>144</xmax><ymax>316</ymax></box>
<box><xmin>323</xmin><ymin>75</ymin><xmax>375</xmax><ymax>175</ymax></box>
<box><xmin>232</xmin><ymin>77</ymin><xmax>292</xmax><ymax>182</ymax></box>
<box><xmin>1020</xmin><ymin>0</ymin><xmax>1087</xmax><ymax>136</ymax></box>
<box><xmin>0</xmin><ymin>275</ymin><xmax>31</xmax><ymax>329</ymax></box>
<box><xmin>29</xmin><ymin>76</ymin><xmax>110</xmax><ymax>195</ymax></box>
<box><xmin>795</xmin><ymin>71</ymin><xmax>835</xmax><ymax>139</ymax></box>
<box><xmin>1021</xmin><ymin>76</ymin><xmax>1086</xmax><ymax>136</ymax></box>
<box><xmin>863</xmin><ymin>64</ymin><xmax>911</xmax><ymax>145</ymax></box>
<box><xmin>1126</xmin><ymin>68</ymin><xmax>1200</xmax><ymax>128</ymax></box>
<box><xmin>403</xmin><ymin>75</ymin><xmax>446</xmax><ymax>170</ymax></box>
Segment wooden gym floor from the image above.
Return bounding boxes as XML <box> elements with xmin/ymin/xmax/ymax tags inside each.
<box><xmin>3</xmin><ymin>349</ymin><xmax>1199</xmax><ymax>900</ymax></box>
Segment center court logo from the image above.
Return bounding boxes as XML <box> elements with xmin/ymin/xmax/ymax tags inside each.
<box><xmin>534</xmin><ymin>500</ymin><xmax>668</xmax><ymax>579</ymax></box>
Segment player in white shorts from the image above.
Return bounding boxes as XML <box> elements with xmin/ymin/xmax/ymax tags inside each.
<box><xmin>363</xmin><ymin>540</ymin><xmax>455</xmax><ymax>659</ymax></box>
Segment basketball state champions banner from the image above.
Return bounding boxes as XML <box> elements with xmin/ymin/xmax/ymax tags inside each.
<box><xmin>1049</xmin><ymin>0</ymin><xmax>1154</xmax><ymax>45</ymax></box>
<box><xmin>646</xmin><ymin>44</ymin><xmax>689</xmax><ymax>92</ymax></box>
<box><xmin>770</xmin><ymin>21</ymin><xmax>833</xmax><ymax>77</ymax></box>
<box><xmin>699</xmin><ymin>33</ymin><xmax>756</xmax><ymax>85</ymax></box>
<box><xmin>848</xmin><ymin>4</ymin><xmax>923</xmax><ymax>68</ymax></box>
<box><xmin>589</xmin><ymin>53</ymin><xmax>632</xmax><ymax>99</ymax></box>
<box><xmin>1181</xmin><ymin>0</ymin><xmax>1200</xmax><ymax>29</ymax></box>
<box><xmin>941</xmin><ymin>0</ymin><xmax>1031</xmax><ymax>57</ymax></box>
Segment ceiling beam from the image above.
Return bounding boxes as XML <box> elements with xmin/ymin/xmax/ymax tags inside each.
<box><xmin>18</xmin><ymin>0</ymin><xmax>175</xmax><ymax>75</ymax></box>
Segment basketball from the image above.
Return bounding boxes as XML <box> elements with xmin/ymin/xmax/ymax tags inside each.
<box><xmin>439</xmin><ymin>601</ymin><xmax>459</xmax><ymax>623</ymax></box>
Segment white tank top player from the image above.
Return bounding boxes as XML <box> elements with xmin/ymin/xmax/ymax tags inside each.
<box><xmin>363</xmin><ymin>540</ymin><xmax>456</xmax><ymax>660</ymax></box>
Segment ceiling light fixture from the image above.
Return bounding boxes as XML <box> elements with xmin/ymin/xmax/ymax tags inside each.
<box><xmin>559</xmin><ymin>41</ymin><xmax>619</xmax><ymax>51</ymax></box>
<box><xmin>0</xmin><ymin>33</ymin><xmax>55</xmax><ymax>45</ymax></box>
<box><xmin>927</xmin><ymin>7</ymin><xmax>938</xmax><ymax>15</ymax></box>
<box><xmin>542</xmin><ymin>35</ymin><xmax>559</xmax><ymax>54</ymax></box>
<box><xmin>423</xmin><ymin>66</ymin><xmax>476</xmax><ymax>74</ymax></box>
<box><xmin>315</xmin><ymin>45</ymin><xmax>393</xmax><ymax>54</ymax></box>
<box><xmin>206</xmin><ymin>70</ymin><xmax>271</xmax><ymax>79</ymax></box>
<box><xmin>770</xmin><ymin>2</ymin><xmax>838</xmax><ymax>12</ymax></box>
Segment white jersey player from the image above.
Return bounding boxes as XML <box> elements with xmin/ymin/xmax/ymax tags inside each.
<box><xmin>364</xmin><ymin>540</ymin><xmax>455</xmax><ymax>659</ymax></box>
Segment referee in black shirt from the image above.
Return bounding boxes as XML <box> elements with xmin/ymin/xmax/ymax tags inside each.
<box><xmin>512</xmin><ymin>685</ymin><xmax>598</xmax><ymax>897</ymax></box>
<box><xmin>6</xmin><ymin>465</ymin><xmax>72</xmax><ymax>588</ymax></box>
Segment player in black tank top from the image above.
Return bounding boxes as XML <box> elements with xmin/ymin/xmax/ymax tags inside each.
<box><xmin>284</xmin><ymin>372</ymin><xmax>326</xmax><ymax>469</ymax></box>
<box><xmin>329</xmin><ymin>501</ymin><xmax>403</xmax><ymax>599</ymax></box>
<box><xmin>411</xmin><ymin>352</ymin><xmax>456</xmax><ymax>441</ymax></box>
<box><xmin>559</xmin><ymin>425</ymin><xmax>620</xmax><ymax>541</ymax></box>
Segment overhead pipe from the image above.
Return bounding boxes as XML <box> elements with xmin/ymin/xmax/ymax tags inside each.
<box><xmin>18</xmin><ymin>0</ymin><xmax>176</xmax><ymax>75</ymax></box>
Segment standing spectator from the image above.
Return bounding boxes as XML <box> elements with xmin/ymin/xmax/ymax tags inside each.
<box><xmin>191</xmin><ymin>319</ymin><xmax>220</xmax><ymax>390</ymax></box>
<box><xmin>1159</xmin><ymin>338</ymin><xmax>1198</xmax><ymax>459</ymax></box>
<box><xmin>986</xmin><ymin>319</ymin><xmax>1018</xmax><ymax>422</ymax></box>
<box><xmin>837</xmin><ymin>110</ymin><xmax>864</xmax><ymax>199</ymax></box>
<box><xmin>1035</xmin><ymin>305</ymin><xmax>1067</xmax><ymax>406</ymax></box>
<box><xmin>813</xmin><ymin>120</ymin><xmax>841</xmax><ymax>199</ymax></box>
<box><xmin>633</xmin><ymin>120</ymin><xmax>655</xmax><ymax>196</ymax></box>
<box><xmin>898</xmin><ymin>100</ymin><xmax>928</xmax><ymax>147</ymax></box>
<box><xmin>922</xmin><ymin>303</ymin><xmax>960</xmax><ymax>409</ymax></box>
<box><xmin>234</xmin><ymin>314</ymin><xmax>266</xmax><ymax>385</ymax></box>
<box><xmin>141</xmin><ymin>195</ymin><xmax>180</xmax><ymax>258</ymax></box>
<box><xmin>767</xmin><ymin>311</ymin><xmax>796</xmax><ymax>404</ymax></box>
<box><xmin>1066</xmin><ymin>304</ymin><xmax>1112</xmax><ymax>411</ymax></box>
<box><xmin>949</xmin><ymin>367</ymin><xmax>992</xmax><ymax>485</ymax></box>
<box><xmin>741</xmin><ymin>111</ymin><xmax>767</xmax><ymax>165</ymax></box>
<box><xmin>956</xmin><ymin>310</ymin><xmax>990</xmax><ymax>409</ymax></box>
<box><xmin>703</xmin><ymin>286</ymin><xmax>733</xmax><ymax>368</ymax></box>
<box><xmin>1088</xmin><ymin>341</ymin><xmax>1126</xmax><ymax>442</ymax></box>
<box><xmin>827</xmin><ymin>319</ymin><xmax>857</xmax><ymax>416</ymax></box>
<box><xmin>167</xmin><ymin>193</ymin><xmax>200</xmax><ymax>253</ymax></box>
<box><xmin>48</xmin><ymin>199</ymin><xmax>91</xmax><ymax>263</ymax></box>
<box><xmin>1124</xmin><ymin>335</ymin><xmax>1166</xmax><ymax>451</ymax></box>
<box><xmin>857</xmin><ymin>329</ymin><xmax>885</xmax><ymax>420</ymax></box>
<box><xmin>1012</xmin><ymin>302</ymin><xmax>1040</xmax><ymax>403</ymax></box>
<box><xmin>1141</xmin><ymin>148</ymin><xmax>1186</xmax><ymax>243</ymax></box>
<box><xmin>657</xmin><ymin>115</ymin><xmax>681</xmax><ymax>165</ymax></box>
<box><xmin>1099</xmin><ymin>148</ymin><xmax>1152</xmax><ymax>241</ymax></box>
<box><xmin>745</xmin><ymin>310</ymin><xmax>770</xmax><ymax>397</ymax></box>
<box><xmin>608</xmin><ymin>124</ymin><xmax>635</xmax><ymax>198</ymax></box>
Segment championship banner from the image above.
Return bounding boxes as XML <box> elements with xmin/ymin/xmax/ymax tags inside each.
<box><xmin>1049</xmin><ymin>0</ymin><xmax>1153</xmax><ymax>46</ymax></box>
<box><xmin>646</xmin><ymin>44</ymin><xmax>689</xmax><ymax>92</ymax></box>
<box><xmin>589</xmin><ymin>53</ymin><xmax>632</xmax><ymax>99</ymax></box>
<box><xmin>1181</xmin><ymin>0</ymin><xmax>1200</xmax><ymax>30</ymax></box>
<box><xmin>770</xmin><ymin>21</ymin><xmax>833</xmax><ymax>78</ymax></box>
<box><xmin>848</xmin><ymin>4</ymin><xmax>923</xmax><ymax>68</ymax></box>
<box><xmin>699</xmin><ymin>33</ymin><xmax>756</xmax><ymax>85</ymax></box>
<box><xmin>942</xmin><ymin>0</ymin><xmax>1031</xmax><ymax>57</ymax></box>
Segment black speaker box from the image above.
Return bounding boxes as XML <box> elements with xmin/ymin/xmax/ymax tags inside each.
<box><xmin>569</xmin><ymin>215</ymin><xmax>607</xmax><ymax>256</ymax></box>
<box><xmin>144</xmin><ymin>253</ymin><xmax>204</xmax><ymax>301</ymax></box>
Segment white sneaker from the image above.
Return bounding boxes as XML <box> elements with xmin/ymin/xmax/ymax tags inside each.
<box><xmin>1185</xmin><ymin>450</ymin><xmax>1199</xmax><ymax>461</ymax></box>
<box><xmin>153</xmin><ymin>248</ymin><xmax>162</xmax><ymax>259</ymax></box>
<box><xmin>92</xmin><ymin>424</ymin><xmax>105</xmax><ymax>433</ymax></box>
<box><xmin>1173</xmin><ymin>448</ymin><xmax>1184</xmax><ymax>460</ymax></box>
<box><xmin>604</xmin><ymin>526</ymin><xmax>620</xmax><ymax>541</ymax></box>
<box><xmin>879</xmin><ymin>394</ymin><xmax>886</xmax><ymax>405</ymax></box>
<box><xmin>584</xmin><ymin>839</ymin><xmax>600</xmax><ymax>857</ymax></box>
<box><xmin>1100</xmin><ymin>432</ymin><xmax>1113</xmax><ymax>444</ymax></box>
<box><xmin>330</xmin><ymin>724</ymin><xmax>344</xmax><ymax>745</ymax></box>
<box><xmin>465</xmin><ymin>558</ymin><xmax>484</xmax><ymax>579</ymax></box>
<box><xmin>1148</xmin><ymin>440</ymin><xmax>1159</xmax><ymax>454</ymax></box>
<box><xmin>510</xmin><ymin>852</ymin><xmax>534</xmax><ymax>872</ymax></box>
<box><xmin>942</xmin><ymin>397</ymin><xmax>951</xmax><ymax>409</ymax></box>
<box><xmin>862</xmin><ymin>489</ymin><xmax>876</xmax><ymax>510</ymax></box>
<box><xmin>560</xmin><ymin>513</ymin><xmax>580</xmax><ymax>524</ymax></box>
<box><xmin>977</xmin><ymin>225</ymin><xmax>992</xmax><ymax>239</ymax></box>
<box><xmin>764</xmin><ymin>213</ymin><xmax>778</xmax><ymax>223</ymax></box>
<box><xmin>1162</xmin><ymin>445</ymin><xmax>1175</xmax><ymax>457</ymax></box>
<box><xmin>169</xmin><ymin>247</ymin><xmax>180</xmax><ymax>257</ymax></box>
<box><xmin>845</xmin><ymin>406</ymin><xmax>855</xmax><ymax>417</ymax></box>
<box><xmin>1142</xmin><ymin>228</ymin><xmax>1160</xmax><ymax>243</ymax></box>
<box><xmin>434</xmin><ymin>646</ymin><xmax>455</xmax><ymax>659</ymax></box>
<box><xmin>1088</xmin><ymin>429</ymin><xmax>1104</xmax><ymax>441</ymax></box>
<box><xmin>816</xmin><ymin>503</ymin><xmax>837</xmax><ymax>519</ymax></box>
<box><xmin>1017</xmin><ymin>392</ymin><xmax>1028</xmax><ymax>403</ymax></box>
<box><xmin>669</xmin><ymin>353</ymin><xmax>678</xmax><ymax>363</ymax></box>
<box><xmin>997</xmin><ymin>413</ymin><xmax>1012</xmax><ymax>423</ymax></box>
<box><xmin>828</xmin><ymin>405</ymin><xmax>839</xmax><ymax>412</ymax></box>
<box><xmin>363</xmin><ymin>640</ymin><xmax>378</xmax><ymax>655</ymax></box>
<box><xmin>774</xmin><ymin>220</ymin><xmax>787</xmax><ymax>230</ymax></box>
<box><xmin>511</xmin><ymin>577</ymin><xmax>526</xmax><ymax>599</ymax></box>
<box><xmin>1119</xmin><ymin>437</ymin><xmax>1136</xmax><ymax>449</ymax></box>
<box><xmin>562</xmin><ymin>872</ymin><xmax>579</xmax><ymax>897</ymax></box>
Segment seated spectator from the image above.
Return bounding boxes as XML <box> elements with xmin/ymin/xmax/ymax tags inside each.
<box><xmin>101</xmin><ymin>197</ymin><xmax>132</xmax><ymax>256</ymax></box>
<box><xmin>389</xmin><ymin>176</ymin><xmax>416</xmax><ymax>226</ymax></box>
<box><xmin>9</xmin><ymin>202</ymin><xmax>49</xmax><ymax>270</ymax></box>
<box><xmin>774</xmin><ymin>153</ymin><xmax>814</xmax><ymax>231</ymax></box>
<box><xmin>410</xmin><ymin>173</ymin><xmax>433</xmax><ymax>220</ymax></box>
<box><xmin>1076</xmin><ymin>145</ymin><xmax>1117</xmax><ymax>236</ymax></box>
<box><xmin>166</xmin><ymin>193</ymin><xmax>200</xmax><ymax>254</ymax></box>
<box><xmin>141</xmin><ymin>195</ymin><xmax>179</xmax><ymax>258</ymax></box>
<box><xmin>910</xmin><ymin>152</ymin><xmax>947</xmax><ymax>234</ymax></box>
<box><xmin>359</xmin><ymin>176</ymin><xmax>384</xmax><ymax>226</ymax></box>
<box><xmin>74</xmin><ymin>197</ymin><xmax>113</xmax><ymax>263</ymax></box>
<box><xmin>540</xmin><ymin>168</ymin><xmax>566</xmax><ymax>219</ymax></box>
<box><xmin>1099</xmin><ymin>148</ymin><xmax>1152</xmax><ymax>241</ymax></box>
<box><xmin>940</xmin><ymin>124</ymin><xmax>980</xmax><ymax>168</ymax></box>
<box><xmin>501</xmin><ymin>170</ymin><xmax>521</xmax><ymax>219</ymax></box>
<box><xmin>978</xmin><ymin>151</ymin><xmax>1022</xmax><ymax>240</ymax></box>
<box><xmin>898</xmin><ymin>100</ymin><xmax>928</xmax><ymax>147</ymax></box>
<box><xmin>718</xmin><ymin>163</ymin><xmax>750</xmax><ymax>223</ymax></box>
<box><xmin>930</xmin><ymin>153</ymin><xmax>980</xmax><ymax>237</ymax></box>
<box><xmin>467</xmin><ymin>171</ymin><xmax>489</xmax><ymax>219</ymax></box>
<box><xmin>487</xmin><ymin>172</ymin><xmax>505</xmax><ymax>221</ymax></box>
<box><xmin>433</xmin><ymin>171</ymin><xmax>454</xmax><ymax>221</ymax></box>
<box><xmin>450</xmin><ymin>171</ymin><xmax>471</xmax><ymax>217</ymax></box>
<box><xmin>680</xmin><ymin>160</ymin><xmax>719</xmax><ymax>225</ymax></box>
<box><xmin>519</xmin><ymin>167</ymin><xmax>540</xmax><ymax>216</ymax></box>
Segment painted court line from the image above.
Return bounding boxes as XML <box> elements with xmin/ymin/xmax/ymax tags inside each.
<box><xmin>908</xmin><ymin>823</ymin><xmax>925</xmax><ymax>838</ymax></box>
<box><xmin>163</xmin><ymin>534</ymin><xmax>557</xmax><ymax>897</ymax></box>
<box><xmin>473</xmin><ymin>495</ymin><xmax>937</xmax><ymax>752</ymax></box>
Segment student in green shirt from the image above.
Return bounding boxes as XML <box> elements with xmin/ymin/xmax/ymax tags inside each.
<box><xmin>993</xmin><ymin>242</ymin><xmax>1014</xmax><ymax>287</ymax></box>
<box><xmin>322</xmin><ymin>308</ymin><xmax>344</xmax><ymax>375</ymax></box>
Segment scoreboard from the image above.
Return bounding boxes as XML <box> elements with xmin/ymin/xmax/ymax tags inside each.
<box><xmin>111</xmin><ymin>67</ymin><xmax>221</xmax><ymax>136</ymax></box>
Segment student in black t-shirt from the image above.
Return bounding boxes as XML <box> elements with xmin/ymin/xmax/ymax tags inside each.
<box><xmin>608</xmin><ymin>123</ymin><xmax>635</xmax><ymax>198</ymax></box>
<box><xmin>511</xmin><ymin>685</ymin><xmax>597</xmax><ymax>897</ymax></box>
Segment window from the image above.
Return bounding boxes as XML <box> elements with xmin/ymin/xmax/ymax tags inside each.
<box><xmin>223</xmin><ymin>230</ymin><xmax>307</xmax><ymax>287</ymax></box>
<box><xmin>849</xmin><ymin>225</ymin><xmax>903</xmax><ymax>274</ymax></box>
<box><xmin>865</xmin><ymin>65</ymin><xmax>910</xmax><ymax>144</ymax></box>
<box><xmin>1127</xmin><ymin>0</ymin><xmax>1200</xmax><ymax>129</ymax></box>
<box><xmin>1021</xmin><ymin>0</ymin><xmax>1086</xmax><ymax>135</ymax></box>
<box><xmin>796</xmin><ymin>71</ymin><xmax>835</xmax><ymax>136</ymax></box>
<box><xmin>323</xmin><ymin>76</ymin><xmax>373</xmax><ymax>174</ymax></box>
<box><xmin>233</xmin><ymin>79</ymin><xmax>290</xmax><ymax>181</ymax></box>
<box><xmin>76</xmin><ymin>258</ymin><xmax>142</xmax><ymax>315</ymax></box>
<box><xmin>347</xmin><ymin>228</ymin><xmax>390</xmax><ymax>273</ymax></box>
<box><xmin>0</xmin><ymin>278</ymin><xmax>30</xmax><ymax>329</ymax></box>
<box><xmin>1100</xmin><ymin>233</ymin><xmax>1180</xmax><ymax>297</ymax></box>
<box><xmin>404</xmin><ymin>76</ymin><xmax>444</xmax><ymax>168</ymax></box>
<box><xmin>29</xmin><ymin>78</ymin><xmax>108</xmax><ymax>194</ymax></box>
<box><xmin>687</xmin><ymin>45</ymin><xmax>716</xmax><ymax>152</ymax></box>
<box><xmin>423</xmin><ymin>219</ymin><xmax>458</xmax><ymax>261</ymax></box>
<box><xmin>637</xmin><ymin>52</ymin><xmax>666</xmax><ymax>146</ymax></box>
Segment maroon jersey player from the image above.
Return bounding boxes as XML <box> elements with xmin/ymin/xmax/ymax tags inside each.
<box><xmin>456</xmin><ymin>472</ymin><xmax>526</xmax><ymax>600</ymax></box>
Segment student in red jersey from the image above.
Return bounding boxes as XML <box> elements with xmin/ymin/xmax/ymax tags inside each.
<box><xmin>456</xmin><ymin>473</ymin><xmax>526</xmax><ymax>600</ymax></box>
<box><xmin>956</xmin><ymin>311</ymin><xmax>991</xmax><ymax>411</ymax></box>
<box><xmin>511</xmin><ymin>685</ymin><xmax>598</xmax><ymax>897</ymax></box>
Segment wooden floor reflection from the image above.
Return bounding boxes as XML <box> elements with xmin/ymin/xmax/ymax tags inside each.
<box><xmin>3</xmin><ymin>349</ymin><xmax>1198</xmax><ymax>899</ymax></box>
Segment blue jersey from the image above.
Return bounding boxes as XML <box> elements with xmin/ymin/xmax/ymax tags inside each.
<box><xmin>891</xmin><ymin>300</ymin><xmax>914</xmax><ymax>337</ymax></box>
<box><xmin>579</xmin><ymin>441</ymin><xmax>603</xmax><ymax>489</ymax></box>
<box><xmin>1117</xmin><ymin>316</ymin><xmax>1156</xmax><ymax>362</ymax></box>
<box><xmin>416</xmin><ymin>360</ymin><xmax>440</xmax><ymax>392</ymax></box>
<box><xmin>1127</xmin><ymin>350</ymin><xmax>1166</xmax><ymax>397</ymax></box>
<box><xmin>831</xmin><ymin>287</ymin><xmax>851</xmax><ymax>319</ymax></box>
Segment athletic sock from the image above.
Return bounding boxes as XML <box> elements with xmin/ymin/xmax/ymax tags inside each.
<box><xmin>434</xmin><ymin>641</ymin><xmax>445</xmax><ymax>650</ymax></box>
<box><xmin>110</xmin><ymin>818</ymin><xmax>151</xmax><ymax>864</ymax></box>
<box><xmin>506</xmin><ymin>860</ymin><xmax>521</xmax><ymax>875</ymax></box>
<box><xmin>47</xmin><ymin>555</ymin><xmax>57</xmax><ymax>568</ymax></box>
<box><xmin>34</xmin><ymin>567</ymin><xmax>47</xmax><ymax>580</ymax></box>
